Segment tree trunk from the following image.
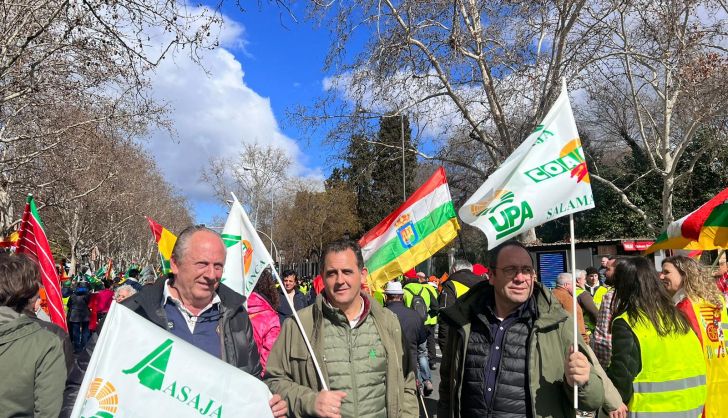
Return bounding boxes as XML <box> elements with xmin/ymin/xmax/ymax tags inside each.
<box><xmin>662</xmin><ymin>174</ymin><xmax>675</xmax><ymax>229</ymax></box>
<box><xmin>0</xmin><ymin>182</ymin><xmax>14</xmax><ymax>232</ymax></box>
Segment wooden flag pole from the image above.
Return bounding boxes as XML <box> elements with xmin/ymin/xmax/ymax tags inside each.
<box><xmin>569</xmin><ymin>213</ymin><xmax>579</xmax><ymax>410</ymax></box>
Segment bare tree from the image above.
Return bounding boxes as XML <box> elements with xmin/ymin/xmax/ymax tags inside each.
<box><xmin>203</xmin><ymin>141</ymin><xmax>292</xmax><ymax>229</ymax></box>
<box><xmin>0</xmin><ymin>0</ymin><xmax>220</xmax><ymax>229</ymax></box>
<box><xmin>300</xmin><ymin>1</ymin><xmax>614</xmax><ymax>173</ymax></box>
<box><xmin>303</xmin><ymin>0</ymin><xmax>727</xmax><ymax>235</ymax></box>
<box><xmin>275</xmin><ymin>180</ymin><xmax>360</xmax><ymax>263</ymax></box>
<box><xmin>582</xmin><ymin>0</ymin><xmax>728</xmax><ymax>230</ymax></box>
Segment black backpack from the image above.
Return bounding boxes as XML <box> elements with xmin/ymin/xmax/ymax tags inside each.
<box><xmin>405</xmin><ymin>286</ymin><xmax>428</xmax><ymax>321</ymax></box>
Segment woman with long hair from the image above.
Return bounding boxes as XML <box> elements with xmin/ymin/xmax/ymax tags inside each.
<box><xmin>248</xmin><ymin>268</ymin><xmax>281</xmax><ymax>375</ymax></box>
<box><xmin>661</xmin><ymin>255</ymin><xmax>727</xmax><ymax>418</ymax></box>
<box><xmin>606</xmin><ymin>256</ymin><xmax>706</xmax><ymax>418</ymax></box>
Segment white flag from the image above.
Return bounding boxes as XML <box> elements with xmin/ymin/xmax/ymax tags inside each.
<box><xmin>459</xmin><ymin>84</ymin><xmax>595</xmax><ymax>249</ymax></box>
<box><xmin>221</xmin><ymin>193</ymin><xmax>273</xmax><ymax>297</ymax></box>
<box><xmin>70</xmin><ymin>303</ymin><xmax>274</xmax><ymax>418</ymax></box>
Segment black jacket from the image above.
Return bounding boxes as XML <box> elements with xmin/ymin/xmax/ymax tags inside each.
<box><xmin>66</xmin><ymin>293</ymin><xmax>90</xmax><ymax>323</ymax></box>
<box><xmin>437</xmin><ymin>269</ymin><xmax>483</xmax><ymax>349</ymax></box>
<box><xmin>605</xmin><ymin>317</ymin><xmax>642</xmax><ymax>403</ymax></box>
<box><xmin>276</xmin><ymin>288</ymin><xmax>309</xmax><ymax>324</ymax></box>
<box><xmin>61</xmin><ymin>279</ymin><xmax>262</xmax><ymax>416</ymax></box>
<box><xmin>386</xmin><ymin>300</ymin><xmax>427</xmax><ymax>375</ymax></box>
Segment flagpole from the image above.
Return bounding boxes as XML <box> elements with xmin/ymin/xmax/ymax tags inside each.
<box><xmin>158</xmin><ymin>251</ymin><xmax>166</xmax><ymax>276</ymax></box>
<box><xmin>569</xmin><ymin>213</ymin><xmax>579</xmax><ymax>409</ymax></box>
<box><xmin>228</xmin><ymin>192</ymin><xmax>329</xmax><ymax>390</ymax></box>
<box><xmin>270</xmin><ymin>267</ymin><xmax>329</xmax><ymax>391</ymax></box>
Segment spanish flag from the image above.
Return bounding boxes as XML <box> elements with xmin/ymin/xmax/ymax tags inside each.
<box><xmin>145</xmin><ymin>217</ymin><xmax>177</xmax><ymax>274</ymax></box>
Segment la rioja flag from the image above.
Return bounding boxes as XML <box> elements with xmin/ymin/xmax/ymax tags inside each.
<box><xmin>17</xmin><ymin>194</ymin><xmax>67</xmax><ymax>331</ymax></box>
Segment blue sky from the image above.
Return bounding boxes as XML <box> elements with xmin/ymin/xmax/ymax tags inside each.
<box><xmin>143</xmin><ymin>3</ymin><xmax>344</xmax><ymax>225</ymax></box>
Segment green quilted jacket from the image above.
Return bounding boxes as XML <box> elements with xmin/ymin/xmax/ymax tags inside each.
<box><xmin>265</xmin><ymin>292</ymin><xmax>418</xmax><ymax>418</ymax></box>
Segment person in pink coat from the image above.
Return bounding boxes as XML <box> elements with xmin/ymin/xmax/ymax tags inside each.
<box><xmin>248</xmin><ymin>269</ymin><xmax>281</xmax><ymax>375</ymax></box>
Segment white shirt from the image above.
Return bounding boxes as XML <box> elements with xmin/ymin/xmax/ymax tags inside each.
<box><xmin>162</xmin><ymin>279</ymin><xmax>221</xmax><ymax>333</ymax></box>
<box><xmin>286</xmin><ymin>289</ymin><xmax>296</xmax><ymax>307</ymax></box>
<box><xmin>348</xmin><ymin>296</ymin><xmax>366</xmax><ymax>328</ymax></box>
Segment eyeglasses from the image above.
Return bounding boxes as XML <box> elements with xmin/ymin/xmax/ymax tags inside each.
<box><xmin>494</xmin><ymin>265</ymin><xmax>535</xmax><ymax>278</ymax></box>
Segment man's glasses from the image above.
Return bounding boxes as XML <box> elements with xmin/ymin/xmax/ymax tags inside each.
<box><xmin>495</xmin><ymin>265</ymin><xmax>535</xmax><ymax>278</ymax></box>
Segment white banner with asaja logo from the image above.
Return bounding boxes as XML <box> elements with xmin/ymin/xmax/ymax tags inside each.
<box><xmin>70</xmin><ymin>303</ymin><xmax>274</xmax><ymax>418</ymax></box>
<box><xmin>459</xmin><ymin>84</ymin><xmax>595</xmax><ymax>249</ymax></box>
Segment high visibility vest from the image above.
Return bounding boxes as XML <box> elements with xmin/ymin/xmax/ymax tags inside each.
<box><xmin>373</xmin><ymin>290</ymin><xmax>385</xmax><ymax>307</ymax></box>
<box><xmin>689</xmin><ymin>297</ymin><xmax>728</xmax><ymax>418</ymax></box>
<box><xmin>616</xmin><ymin>311</ymin><xmax>707</xmax><ymax>417</ymax></box>
<box><xmin>592</xmin><ymin>286</ymin><xmax>608</xmax><ymax>308</ymax></box>
<box><xmin>403</xmin><ymin>283</ymin><xmax>438</xmax><ymax>325</ymax></box>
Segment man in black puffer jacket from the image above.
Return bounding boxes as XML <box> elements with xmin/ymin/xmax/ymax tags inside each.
<box><xmin>61</xmin><ymin>226</ymin><xmax>287</xmax><ymax>417</ymax></box>
<box><xmin>438</xmin><ymin>241</ymin><xmax>605</xmax><ymax>417</ymax></box>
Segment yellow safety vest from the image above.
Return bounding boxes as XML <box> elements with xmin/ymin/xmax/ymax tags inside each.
<box><xmin>592</xmin><ymin>285</ymin><xmax>608</xmax><ymax>308</ymax></box>
<box><xmin>616</xmin><ymin>311</ymin><xmax>707</xmax><ymax>417</ymax></box>
<box><xmin>373</xmin><ymin>290</ymin><xmax>385</xmax><ymax>307</ymax></box>
<box><xmin>403</xmin><ymin>283</ymin><xmax>438</xmax><ymax>325</ymax></box>
<box><xmin>689</xmin><ymin>297</ymin><xmax>728</xmax><ymax>418</ymax></box>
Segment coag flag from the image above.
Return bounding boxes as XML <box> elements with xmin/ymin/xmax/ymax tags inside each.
<box><xmin>145</xmin><ymin>217</ymin><xmax>177</xmax><ymax>274</ymax></box>
<box><xmin>17</xmin><ymin>194</ymin><xmax>67</xmax><ymax>332</ymax></box>
<box><xmin>644</xmin><ymin>187</ymin><xmax>728</xmax><ymax>254</ymax></box>
<box><xmin>360</xmin><ymin>167</ymin><xmax>460</xmax><ymax>291</ymax></box>
<box><xmin>459</xmin><ymin>84</ymin><xmax>594</xmax><ymax>249</ymax></box>
<box><xmin>221</xmin><ymin>193</ymin><xmax>273</xmax><ymax>297</ymax></box>
<box><xmin>70</xmin><ymin>303</ymin><xmax>274</xmax><ymax>418</ymax></box>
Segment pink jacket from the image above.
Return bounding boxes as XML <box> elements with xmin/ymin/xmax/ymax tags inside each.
<box><xmin>247</xmin><ymin>292</ymin><xmax>281</xmax><ymax>375</ymax></box>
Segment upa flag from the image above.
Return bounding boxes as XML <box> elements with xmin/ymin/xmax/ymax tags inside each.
<box><xmin>70</xmin><ymin>303</ymin><xmax>274</xmax><ymax>418</ymax></box>
<box><xmin>145</xmin><ymin>217</ymin><xmax>177</xmax><ymax>274</ymax></box>
<box><xmin>221</xmin><ymin>193</ymin><xmax>273</xmax><ymax>297</ymax></box>
<box><xmin>17</xmin><ymin>194</ymin><xmax>67</xmax><ymax>332</ymax></box>
<box><xmin>644</xmin><ymin>187</ymin><xmax>728</xmax><ymax>254</ymax></box>
<box><xmin>360</xmin><ymin>167</ymin><xmax>460</xmax><ymax>291</ymax></box>
<box><xmin>459</xmin><ymin>84</ymin><xmax>594</xmax><ymax>249</ymax></box>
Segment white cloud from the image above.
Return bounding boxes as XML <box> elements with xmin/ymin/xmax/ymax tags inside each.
<box><xmin>143</xmin><ymin>12</ymin><xmax>322</xmax><ymax>205</ymax></box>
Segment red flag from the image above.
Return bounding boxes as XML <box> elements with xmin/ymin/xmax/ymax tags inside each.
<box><xmin>17</xmin><ymin>195</ymin><xmax>67</xmax><ymax>332</ymax></box>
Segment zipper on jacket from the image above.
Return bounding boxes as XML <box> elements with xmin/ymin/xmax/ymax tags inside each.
<box><xmin>345</xmin><ymin>326</ymin><xmax>360</xmax><ymax>414</ymax></box>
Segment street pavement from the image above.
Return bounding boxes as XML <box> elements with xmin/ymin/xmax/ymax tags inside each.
<box><xmin>420</xmin><ymin>343</ymin><xmax>441</xmax><ymax>418</ymax></box>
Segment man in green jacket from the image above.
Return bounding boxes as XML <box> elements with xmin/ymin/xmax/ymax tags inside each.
<box><xmin>438</xmin><ymin>240</ymin><xmax>605</xmax><ymax>418</ymax></box>
<box><xmin>265</xmin><ymin>239</ymin><xmax>418</xmax><ymax>418</ymax></box>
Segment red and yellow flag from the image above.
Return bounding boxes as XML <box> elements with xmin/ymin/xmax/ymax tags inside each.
<box><xmin>145</xmin><ymin>217</ymin><xmax>177</xmax><ymax>274</ymax></box>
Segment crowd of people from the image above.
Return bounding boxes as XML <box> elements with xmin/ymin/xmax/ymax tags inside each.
<box><xmin>0</xmin><ymin>224</ymin><xmax>727</xmax><ymax>417</ymax></box>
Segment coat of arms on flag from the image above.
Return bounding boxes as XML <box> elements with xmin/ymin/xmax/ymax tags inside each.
<box><xmin>395</xmin><ymin>214</ymin><xmax>419</xmax><ymax>248</ymax></box>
